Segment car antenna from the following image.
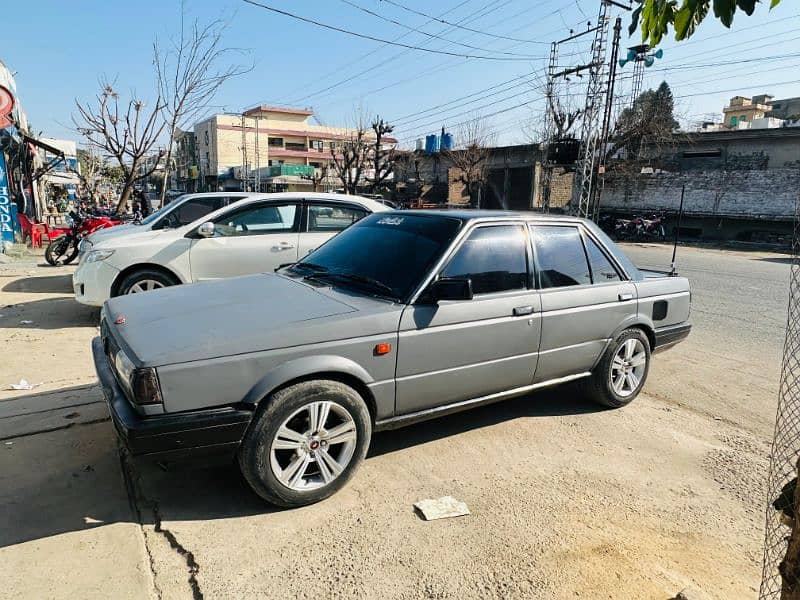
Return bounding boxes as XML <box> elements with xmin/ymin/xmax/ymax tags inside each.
<box><xmin>669</xmin><ymin>184</ymin><xmax>685</xmax><ymax>277</ymax></box>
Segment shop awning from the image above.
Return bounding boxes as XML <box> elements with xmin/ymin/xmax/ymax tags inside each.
<box><xmin>22</xmin><ymin>134</ymin><xmax>69</xmax><ymax>182</ymax></box>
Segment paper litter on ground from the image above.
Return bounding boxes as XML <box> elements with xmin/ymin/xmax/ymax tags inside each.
<box><xmin>19</xmin><ymin>320</ymin><xmax>34</xmax><ymax>325</ymax></box>
<box><xmin>8</xmin><ymin>379</ymin><xmax>40</xmax><ymax>391</ymax></box>
<box><xmin>413</xmin><ymin>496</ymin><xmax>470</xmax><ymax>521</ymax></box>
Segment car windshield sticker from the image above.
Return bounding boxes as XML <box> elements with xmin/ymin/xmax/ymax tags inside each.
<box><xmin>377</xmin><ymin>216</ymin><xmax>404</xmax><ymax>226</ymax></box>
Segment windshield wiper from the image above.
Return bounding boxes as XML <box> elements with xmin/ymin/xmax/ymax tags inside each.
<box><xmin>291</xmin><ymin>261</ymin><xmax>329</xmax><ymax>273</ymax></box>
<box><xmin>323</xmin><ymin>272</ymin><xmax>397</xmax><ymax>298</ymax></box>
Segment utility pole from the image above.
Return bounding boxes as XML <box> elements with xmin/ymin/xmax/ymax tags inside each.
<box><xmin>240</xmin><ymin>113</ymin><xmax>248</xmax><ymax>192</ymax></box>
<box><xmin>540</xmin><ymin>41</ymin><xmax>559</xmax><ymax>213</ymax></box>
<box><xmin>590</xmin><ymin>16</ymin><xmax>623</xmax><ymax>220</ymax></box>
<box><xmin>254</xmin><ymin>114</ymin><xmax>261</xmax><ymax>193</ymax></box>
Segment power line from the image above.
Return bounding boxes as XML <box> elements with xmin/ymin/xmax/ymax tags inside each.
<box><xmin>338</xmin><ymin>0</ymin><xmax>537</xmax><ymax>57</ymax></box>
<box><xmin>284</xmin><ymin>0</ymin><xmax>515</xmax><ymax>105</ymax></box>
<box><xmin>378</xmin><ymin>0</ymin><xmax>554</xmax><ymax>43</ymax></box>
<box><xmin>242</xmin><ymin>0</ymin><xmax>545</xmax><ymax>61</ymax></box>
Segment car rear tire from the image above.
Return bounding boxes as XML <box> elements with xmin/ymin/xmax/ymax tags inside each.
<box><xmin>238</xmin><ymin>380</ymin><xmax>372</xmax><ymax>508</ymax></box>
<box><xmin>582</xmin><ymin>328</ymin><xmax>651</xmax><ymax>408</ymax></box>
<box><xmin>116</xmin><ymin>269</ymin><xmax>178</xmax><ymax>296</ymax></box>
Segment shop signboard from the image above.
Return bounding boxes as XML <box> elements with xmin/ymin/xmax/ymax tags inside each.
<box><xmin>0</xmin><ymin>152</ymin><xmax>15</xmax><ymax>244</ymax></box>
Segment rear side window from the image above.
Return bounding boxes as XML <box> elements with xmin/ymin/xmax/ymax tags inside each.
<box><xmin>308</xmin><ymin>204</ymin><xmax>367</xmax><ymax>232</ymax></box>
<box><xmin>584</xmin><ymin>235</ymin><xmax>621</xmax><ymax>283</ymax></box>
<box><xmin>442</xmin><ymin>225</ymin><xmax>528</xmax><ymax>295</ymax></box>
<box><xmin>532</xmin><ymin>225</ymin><xmax>591</xmax><ymax>289</ymax></box>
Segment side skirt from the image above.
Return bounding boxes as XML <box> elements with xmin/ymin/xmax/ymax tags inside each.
<box><xmin>374</xmin><ymin>372</ymin><xmax>591</xmax><ymax>432</ymax></box>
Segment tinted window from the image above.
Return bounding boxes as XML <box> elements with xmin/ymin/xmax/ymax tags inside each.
<box><xmin>442</xmin><ymin>226</ymin><xmax>528</xmax><ymax>295</ymax></box>
<box><xmin>213</xmin><ymin>203</ymin><xmax>297</xmax><ymax>237</ymax></box>
<box><xmin>585</xmin><ymin>235</ymin><xmax>621</xmax><ymax>283</ymax></box>
<box><xmin>532</xmin><ymin>225</ymin><xmax>591</xmax><ymax>289</ymax></box>
<box><xmin>159</xmin><ymin>197</ymin><xmax>225</xmax><ymax>228</ymax></box>
<box><xmin>308</xmin><ymin>204</ymin><xmax>366</xmax><ymax>232</ymax></box>
<box><xmin>288</xmin><ymin>214</ymin><xmax>462</xmax><ymax>301</ymax></box>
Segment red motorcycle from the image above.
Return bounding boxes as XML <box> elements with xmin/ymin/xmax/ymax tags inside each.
<box><xmin>45</xmin><ymin>210</ymin><xmax>126</xmax><ymax>265</ymax></box>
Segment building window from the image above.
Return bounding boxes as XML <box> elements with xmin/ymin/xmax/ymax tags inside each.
<box><xmin>682</xmin><ymin>149</ymin><xmax>721</xmax><ymax>159</ymax></box>
<box><xmin>310</xmin><ymin>162</ymin><xmax>321</xmax><ymax>168</ymax></box>
<box><xmin>309</xmin><ymin>140</ymin><xmax>323</xmax><ymax>151</ymax></box>
<box><xmin>268</xmin><ymin>137</ymin><xmax>283</xmax><ymax>147</ymax></box>
<box><xmin>730</xmin><ymin>116</ymin><xmax>738</xmax><ymax>126</ymax></box>
<box><xmin>204</xmin><ymin>130</ymin><xmax>209</xmax><ymax>145</ymax></box>
<box><xmin>286</xmin><ymin>142</ymin><xmax>306</xmax><ymax>151</ymax></box>
<box><xmin>739</xmin><ymin>115</ymin><xmax>747</xmax><ymax>122</ymax></box>
<box><xmin>205</xmin><ymin>152</ymin><xmax>210</xmax><ymax>164</ymax></box>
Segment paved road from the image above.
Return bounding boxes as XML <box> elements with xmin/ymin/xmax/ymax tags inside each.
<box><xmin>0</xmin><ymin>245</ymin><xmax>791</xmax><ymax>599</ymax></box>
<box><xmin>623</xmin><ymin>242</ymin><xmax>788</xmax><ymax>435</ymax></box>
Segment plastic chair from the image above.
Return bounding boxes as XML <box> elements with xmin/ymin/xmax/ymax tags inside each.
<box><xmin>30</xmin><ymin>224</ymin><xmax>47</xmax><ymax>248</ymax></box>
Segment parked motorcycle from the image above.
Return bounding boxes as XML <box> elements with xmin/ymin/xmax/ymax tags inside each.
<box><xmin>44</xmin><ymin>210</ymin><xmax>126</xmax><ymax>266</ymax></box>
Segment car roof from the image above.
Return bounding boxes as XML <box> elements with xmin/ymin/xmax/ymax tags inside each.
<box><xmin>398</xmin><ymin>209</ymin><xmax>588</xmax><ymax>223</ymax></box>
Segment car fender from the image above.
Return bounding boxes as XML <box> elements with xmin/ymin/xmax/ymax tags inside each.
<box><xmin>610</xmin><ymin>312</ymin><xmax>656</xmax><ymax>350</ymax></box>
<box><xmin>241</xmin><ymin>354</ymin><xmax>375</xmax><ymax>408</ymax></box>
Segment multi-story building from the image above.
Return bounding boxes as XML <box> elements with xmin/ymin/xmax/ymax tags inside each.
<box><xmin>173</xmin><ymin>129</ymin><xmax>198</xmax><ymax>193</ymax></box>
<box><xmin>722</xmin><ymin>95</ymin><xmax>773</xmax><ymax>128</ymax></box>
<box><xmin>193</xmin><ymin>105</ymin><xmax>397</xmax><ymax>192</ymax></box>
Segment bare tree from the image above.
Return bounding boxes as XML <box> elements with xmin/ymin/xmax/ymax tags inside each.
<box><xmin>368</xmin><ymin>116</ymin><xmax>396</xmax><ymax>193</ymax></box>
<box><xmin>330</xmin><ymin>114</ymin><xmax>370</xmax><ymax>195</ymax></box>
<box><xmin>301</xmin><ymin>163</ymin><xmax>329</xmax><ymax>192</ymax></box>
<box><xmin>76</xmin><ymin>148</ymin><xmax>102</xmax><ymax>201</ymax></box>
<box><xmin>155</xmin><ymin>6</ymin><xmax>251</xmax><ymax>206</ymax></box>
<box><xmin>441</xmin><ymin>118</ymin><xmax>492</xmax><ymax>207</ymax></box>
<box><xmin>74</xmin><ymin>81</ymin><xmax>167</xmax><ymax>212</ymax></box>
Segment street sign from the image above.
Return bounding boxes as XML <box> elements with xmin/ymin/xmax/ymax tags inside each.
<box><xmin>0</xmin><ymin>152</ymin><xmax>15</xmax><ymax>245</ymax></box>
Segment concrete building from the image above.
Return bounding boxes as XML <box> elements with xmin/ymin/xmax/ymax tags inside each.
<box><xmin>192</xmin><ymin>106</ymin><xmax>397</xmax><ymax>192</ymax></box>
<box><xmin>722</xmin><ymin>95</ymin><xmax>773</xmax><ymax>128</ymax></box>
<box><xmin>767</xmin><ymin>96</ymin><xmax>800</xmax><ymax>121</ymax></box>
<box><xmin>599</xmin><ymin>126</ymin><xmax>800</xmax><ymax>245</ymax></box>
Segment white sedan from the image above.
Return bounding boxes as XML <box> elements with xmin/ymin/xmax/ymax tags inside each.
<box><xmin>73</xmin><ymin>192</ymin><xmax>390</xmax><ymax>306</ymax></box>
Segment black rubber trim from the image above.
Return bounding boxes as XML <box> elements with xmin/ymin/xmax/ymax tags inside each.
<box><xmin>93</xmin><ymin>337</ymin><xmax>252</xmax><ymax>458</ymax></box>
<box><xmin>653</xmin><ymin>322</ymin><xmax>692</xmax><ymax>352</ymax></box>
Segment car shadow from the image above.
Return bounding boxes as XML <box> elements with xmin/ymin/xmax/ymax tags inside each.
<box><xmin>369</xmin><ymin>385</ymin><xmax>600</xmax><ymax>458</ymax></box>
<box><xmin>0</xmin><ymin>297</ymin><xmax>99</xmax><ymax>329</ymax></box>
<box><xmin>2</xmin><ymin>274</ymin><xmax>74</xmax><ymax>294</ymax></box>
<box><xmin>0</xmin><ymin>382</ymin><xmax>603</xmax><ymax>549</ymax></box>
<box><xmin>753</xmin><ymin>256</ymin><xmax>794</xmax><ymax>265</ymax></box>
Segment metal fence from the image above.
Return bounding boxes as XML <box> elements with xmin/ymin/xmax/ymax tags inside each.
<box><xmin>761</xmin><ymin>193</ymin><xmax>800</xmax><ymax>598</ymax></box>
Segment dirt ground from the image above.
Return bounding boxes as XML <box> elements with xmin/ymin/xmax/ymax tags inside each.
<box><xmin>0</xmin><ymin>243</ymin><xmax>786</xmax><ymax>599</ymax></box>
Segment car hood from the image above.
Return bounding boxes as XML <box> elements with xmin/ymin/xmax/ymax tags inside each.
<box><xmin>85</xmin><ymin>223</ymin><xmax>141</xmax><ymax>244</ymax></box>
<box><xmin>103</xmin><ymin>274</ymin><xmax>369</xmax><ymax>366</ymax></box>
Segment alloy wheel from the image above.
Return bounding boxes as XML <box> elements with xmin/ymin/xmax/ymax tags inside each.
<box><xmin>127</xmin><ymin>279</ymin><xmax>165</xmax><ymax>294</ymax></box>
<box><xmin>269</xmin><ymin>401</ymin><xmax>357</xmax><ymax>491</ymax></box>
<box><xmin>610</xmin><ymin>338</ymin><xmax>647</xmax><ymax>398</ymax></box>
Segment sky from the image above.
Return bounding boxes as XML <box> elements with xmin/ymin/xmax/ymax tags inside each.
<box><xmin>2</xmin><ymin>0</ymin><xmax>799</xmax><ymax>149</ymax></box>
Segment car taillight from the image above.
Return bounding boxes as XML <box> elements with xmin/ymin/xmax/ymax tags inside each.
<box><xmin>130</xmin><ymin>368</ymin><xmax>163</xmax><ymax>405</ymax></box>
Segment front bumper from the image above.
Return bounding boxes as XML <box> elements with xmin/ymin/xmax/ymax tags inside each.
<box><xmin>653</xmin><ymin>322</ymin><xmax>692</xmax><ymax>353</ymax></box>
<box><xmin>92</xmin><ymin>337</ymin><xmax>253</xmax><ymax>461</ymax></box>
<box><xmin>74</xmin><ymin>260</ymin><xmax>120</xmax><ymax>307</ymax></box>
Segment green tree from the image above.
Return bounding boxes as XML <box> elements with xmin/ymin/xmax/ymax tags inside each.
<box><xmin>630</xmin><ymin>0</ymin><xmax>782</xmax><ymax>46</ymax></box>
<box><xmin>608</xmin><ymin>81</ymin><xmax>680</xmax><ymax>161</ymax></box>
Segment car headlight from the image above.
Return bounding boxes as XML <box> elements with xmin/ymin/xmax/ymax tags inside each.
<box><xmin>78</xmin><ymin>239</ymin><xmax>91</xmax><ymax>253</ymax></box>
<box><xmin>85</xmin><ymin>249</ymin><xmax>115</xmax><ymax>263</ymax></box>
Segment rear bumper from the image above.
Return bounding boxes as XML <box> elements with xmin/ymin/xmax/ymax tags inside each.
<box><xmin>92</xmin><ymin>337</ymin><xmax>253</xmax><ymax>462</ymax></box>
<box><xmin>653</xmin><ymin>322</ymin><xmax>692</xmax><ymax>353</ymax></box>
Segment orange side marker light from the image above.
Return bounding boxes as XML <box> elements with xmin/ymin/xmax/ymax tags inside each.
<box><xmin>374</xmin><ymin>343</ymin><xmax>392</xmax><ymax>356</ymax></box>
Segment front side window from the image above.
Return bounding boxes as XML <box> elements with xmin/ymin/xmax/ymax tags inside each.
<box><xmin>308</xmin><ymin>204</ymin><xmax>366</xmax><ymax>233</ymax></box>
<box><xmin>584</xmin><ymin>235</ymin><xmax>621</xmax><ymax>283</ymax></box>
<box><xmin>532</xmin><ymin>225</ymin><xmax>591</xmax><ymax>289</ymax></box>
<box><xmin>152</xmin><ymin>197</ymin><xmax>223</xmax><ymax>228</ymax></box>
<box><xmin>442</xmin><ymin>225</ymin><xmax>528</xmax><ymax>295</ymax></box>
<box><xmin>213</xmin><ymin>203</ymin><xmax>297</xmax><ymax>237</ymax></box>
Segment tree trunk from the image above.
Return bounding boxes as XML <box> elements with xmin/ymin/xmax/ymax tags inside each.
<box><xmin>116</xmin><ymin>181</ymin><xmax>134</xmax><ymax>214</ymax></box>
<box><xmin>781</xmin><ymin>459</ymin><xmax>800</xmax><ymax>600</ymax></box>
<box><xmin>159</xmin><ymin>127</ymin><xmax>175</xmax><ymax>208</ymax></box>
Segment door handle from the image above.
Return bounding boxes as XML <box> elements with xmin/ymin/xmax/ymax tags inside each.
<box><xmin>618</xmin><ymin>293</ymin><xmax>634</xmax><ymax>301</ymax></box>
<box><xmin>513</xmin><ymin>305</ymin><xmax>535</xmax><ymax>316</ymax></box>
<box><xmin>273</xmin><ymin>242</ymin><xmax>296</xmax><ymax>250</ymax></box>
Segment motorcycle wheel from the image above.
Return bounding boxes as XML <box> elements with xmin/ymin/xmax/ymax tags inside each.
<box><xmin>45</xmin><ymin>236</ymin><xmax>78</xmax><ymax>266</ymax></box>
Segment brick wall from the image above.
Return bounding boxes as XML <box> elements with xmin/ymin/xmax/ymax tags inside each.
<box><xmin>600</xmin><ymin>167</ymin><xmax>800</xmax><ymax>219</ymax></box>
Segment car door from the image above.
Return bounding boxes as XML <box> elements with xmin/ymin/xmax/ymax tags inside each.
<box><xmin>297</xmin><ymin>202</ymin><xmax>368</xmax><ymax>259</ymax></box>
<box><xmin>188</xmin><ymin>201</ymin><xmax>300</xmax><ymax>281</ymax></box>
<box><xmin>531</xmin><ymin>223</ymin><xmax>637</xmax><ymax>382</ymax></box>
<box><xmin>395</xmin><ymin>223</ymin><xmax>541</xmax><ymax>415</ymax></box>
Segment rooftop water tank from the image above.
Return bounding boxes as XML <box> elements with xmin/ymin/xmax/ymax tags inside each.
<box><xmin>441</xmin><ymin>132</ymin><xmax>454</xmax><ymax>151</ymax></box>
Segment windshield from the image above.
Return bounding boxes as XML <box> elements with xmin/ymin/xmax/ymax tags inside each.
<box><xmin>139</xmin><ymin>200</ymin><xmax>179</xmax><ymax>226</ymax></box>
<box><xmin>287</xmin><ymin>213</ymin><xmax>462</xmax><ymax>301</ymax></box>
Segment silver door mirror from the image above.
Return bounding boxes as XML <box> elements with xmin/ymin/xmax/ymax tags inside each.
<box><xmin>197</xmin><ymin>221</ymin><xmax>215</xmax><ymax>238</ymax></box>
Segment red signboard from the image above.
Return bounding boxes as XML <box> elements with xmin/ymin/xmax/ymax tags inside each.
<box><xmin>0</xmin><ymin>86</ymin><xmax>15</xmax><ymax>129</ymax></box>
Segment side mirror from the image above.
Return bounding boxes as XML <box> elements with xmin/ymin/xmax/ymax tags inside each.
<box><xmin>197</xmin><ymin>221</ymin><xmax>215</xmax><ymax>238</ymax></box>
<box><xmin>429</xmin><ymin>277</ymin><xmax>473</xmax><ymax>302</ymax></box>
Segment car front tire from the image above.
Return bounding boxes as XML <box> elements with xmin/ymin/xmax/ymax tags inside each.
<box><xmin>238</xmin><ymin>380</ymin><xmax>372</xmax><ymax>508</ymax></box>
<box><xmin>116</xmin><ymin>269</ymin><xmax>178</xmax><ymax>296</ymax></box>
<box><xmin>583</xmin><ymin>328</ymin><xmax>651</xmax><ymax>408</ymax></box>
